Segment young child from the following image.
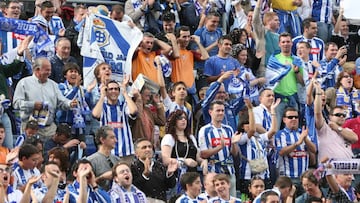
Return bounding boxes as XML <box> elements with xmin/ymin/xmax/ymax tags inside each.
<box><xmin>14</xmin><ymin>120</ymin><xmax>39</xmax><ymax>148</ymax></box>
<box><xmin>176</xmin><ymin>172</ymin><xmax>203</xmax><ymax>203</ymax></box>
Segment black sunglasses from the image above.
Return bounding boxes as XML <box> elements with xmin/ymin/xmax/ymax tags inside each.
<box><xmin>285</xmin><ymin>115</ymin><xmax>299</xmax><ymax>119</ymax></box>
<box><xmin>332</xmin><ymin>113</ymin><xmax>347</xmax><ymax>118</ymax></box>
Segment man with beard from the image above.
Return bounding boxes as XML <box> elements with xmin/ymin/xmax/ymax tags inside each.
<box><xmin>67</xmin><ymin>159</ymin><xmax>110</xmax><ymax>202</ymax></box>
<box><xmin>131</xmin><ymin>138</ymin><xmax>177</xmax><ymax>202</ymax></box>
<box><xmin>109</xmin><ymin>162</ymin><xmax>147</xmax><ymax>203</ymax></box>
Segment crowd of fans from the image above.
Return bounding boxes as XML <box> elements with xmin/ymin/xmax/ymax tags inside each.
<box><xmin>1</xmin><ymin>0</ymin><xmax>360</xmax><ymax>202</ymax></box>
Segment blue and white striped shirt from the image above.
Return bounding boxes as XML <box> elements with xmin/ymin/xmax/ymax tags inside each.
<box><xmin>275</xmin><ymin>128</ymin><xmax>309</xmax><ymax>178</ymax></box>
<box><xmin>292</xmin><ymin>35</ymin><xmax>325</xmax><ymax>62</ymax></box>
<box><xmin>238</xmin><ymin>133</ymin><xmax>270</xmax><ymax>180</ymax></box>
<box><xmin>175</xmin><ymin>193</ymin><xmax>202</xmax><ymax>203</ymax></box>
<box><xmin>68</xmin><ymin>180</ymin><xmax>110</xmax><ymax>203</ymax></box>
<box><xmin>101</xmin><ymin>97</ymin><xmax>136</xmax><ymax>157</ymax></box>
<box><xmin>208</xmin><ymin>196</ymin><xmax>242</xmax><ymax>203</ymax></box>
<box><xmin>198</xmin><ymin>123</ymin><xmax>235</xmax><ymax>175</ymax></box>
<box><xmin>312</xmin><ymin>0</ymin><xmax>333</xmax><ymax>24</ymax></box>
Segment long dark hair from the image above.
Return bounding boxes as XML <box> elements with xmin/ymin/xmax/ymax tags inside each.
<box><xmin>165</xmin><ymin>109</ymin><xmax>191</xmax><ymax>141</ymax></box>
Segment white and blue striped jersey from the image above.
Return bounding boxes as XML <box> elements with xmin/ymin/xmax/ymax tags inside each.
<box><xmin>33</xmin><ymin>184</ymin><xmax>66</xmax><ymax>203</ymax></box>
<box><xmin>101</xmin><ymin>97</ymin><xmax>136</xmax><ymax>157</ymax></box>
<box><xmin>68</xmin><ymin>181</ymin><xmax>110</xmax><ymax>203</ymax></box>
<box><xmin>312</xmin><ymin>0</ymin><xmax>333</xmax><ymax>24</ymax></box>
<box><xmin>253</xmin><ymin>105</ymin><xmax>272</xmax><ymax>131</ymax></box>
<box><xmin>238</xmin><ymin>133</ymin><xmax>270</xmax><ymax>180</ymax></box>
<box><xmin>164</xmin><ymin>95</ymin><xmax>192</xmax><ymax>123</ymax></box>
<box><xmin>274</xmin><ymin>128</ymin><xmax>309</xmax><ymax>178</ymax></box>
<box><xmin>198</xmin><ymin>123</ymin><xmax>235</xmax><ymax>175</ymax></box>
<box><xmin>12</xmin><ymin>162</ymin><xmax>41</xmax><ymax>190</ymax></box>
<box><xmin>109</xmin><ymin>184</ymin><xmax>147</xmax><ymax>203</ymax></box>
<box><xmin>175</xmin><ymin>193</ymin><xmax>202</xmax><ymax>203</ymax></box>
<box><xmin>208</xmin><ymin>196</ymin><xmax>242</xmax><ymax>203</ymax></box>
<box><xmin>292</xmin><ymin>35</ymin><xmax>325</xmax><ymax>62</ymax></box>
<box><xmin>4</xmin><ymin>186</ymin><xmax>23</xmax><ymax>203</ymax></box>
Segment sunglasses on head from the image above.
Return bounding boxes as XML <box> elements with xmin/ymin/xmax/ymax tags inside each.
<box><xmin>332</xmin><ymin>113</ymin><xmax>347</xmax><ymax>118</ymax></box>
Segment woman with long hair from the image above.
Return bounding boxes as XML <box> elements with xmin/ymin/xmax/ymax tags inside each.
<box><xmin>161</xmin><ymin>109</ymin><xmax>207</xmax><ymax>173</ymax></box>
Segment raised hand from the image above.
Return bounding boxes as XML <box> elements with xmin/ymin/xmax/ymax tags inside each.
<box><xmin>298</xmin><ymin>126</ymin><xmax>309</xmax><ymax>144</ymax></box>
<box><xmin>244</xmin><ymin>98</ymin><xmax>253</xmax><ymax>110</ymax></box>
<box><xmin>218</xmin><ymin>71</ymin><xmax>233</xmax><ymax>83</ymax></box>
<box><xmin>231</xmin><ymin>131</ymin><xmax>242</xmax><ymax>144</ymax></box>
<box><xmin>167</xmin><ymin>158</ymin><xmax>178</xmax><ymax>173</ymax></box>
<box><xmin>270</xmin><ymin>98</ymin><xmax>281</xmax><ymax>112</ymax></box>
<box><xmin>27</xmin><ymin>176</ymin><xmax>41</xmax><ymax>186</ymax></box>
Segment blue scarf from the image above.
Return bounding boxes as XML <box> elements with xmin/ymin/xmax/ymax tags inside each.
<box><xmin>0</xmin><ymin>17</ymin><xmax>52</xmax><ymax>57</ymax></box>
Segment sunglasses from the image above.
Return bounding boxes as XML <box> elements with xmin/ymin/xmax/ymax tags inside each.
<box><xmin>343</xmin><ymin>75</ymin><xmax>353</xmax><ymax>79</ymax></box>
<box><xmin>176</xmin><ymin>116</ymin><xmax>187</xmax><ymax>120</ymax></box>
<box><xmin>332</xmin><ymin>113</ymin><xmax>347</xmax><ymax>118</ymax></box>
<box><xmin>285</xmin><ymin>115</ymin><xmax>299</xmax><ymax>119</ymax></box>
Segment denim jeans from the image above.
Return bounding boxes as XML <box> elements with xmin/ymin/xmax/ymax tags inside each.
<box><xmin>316</xmin><ymin>22</ymin><xmax>333</xmax><ymax>43</ymax></box>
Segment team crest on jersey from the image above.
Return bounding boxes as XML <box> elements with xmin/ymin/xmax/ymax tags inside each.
<box><xmin>230</xmin><ymin>77</ymin><xmax>241</xmax><ymax>88</ymax></box>
<box><xmin>93</xmin><ymin>18</ymin><xmax>110</xmax><ymax>47</ymax></box>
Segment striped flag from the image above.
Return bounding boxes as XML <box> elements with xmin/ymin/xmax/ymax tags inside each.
<box><xmin>78</xmin><ymin>14</ymin><xmax>143</xmax><ymax>87</ymax></box>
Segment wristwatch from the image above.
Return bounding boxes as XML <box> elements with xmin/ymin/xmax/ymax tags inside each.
<box><xmin>337</xmin><ymin>127</ymin><xmax>343</xmax><ymax>132</ymax></box>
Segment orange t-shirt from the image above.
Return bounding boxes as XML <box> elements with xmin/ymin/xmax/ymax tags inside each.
<box><xmin>0</xmin><ymin>146</ymin><xmax>9</xmax><ymax>164</ymax></box>
<box><xmin>171</xmin><ymin>49</ymin><xmax>196</xmax><ymax>88</ymax></box>
<box><xmin>132</xmin><ymin>50</ymin><xmax>158</xmax><ymax>83</ymax></box>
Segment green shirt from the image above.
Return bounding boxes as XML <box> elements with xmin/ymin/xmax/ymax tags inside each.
<box><xmin>274</xmin><ymin>53</ymin><xmax>302</xmax><ymax>96</ymax></box>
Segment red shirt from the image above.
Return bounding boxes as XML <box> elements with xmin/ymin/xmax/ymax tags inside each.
<box><xmin>343</xmin><ymin>116</ymin><xmax>360</xmax><ymax>149</ymax></box>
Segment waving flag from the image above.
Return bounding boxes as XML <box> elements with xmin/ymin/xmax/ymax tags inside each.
<box><xmin>265</xmin><ymin>55</ymin><xmax>302</xmax><ymax>89</ymax></box>
<box><xmin>79</xmin><ymin>14</ymin><xmax>143</xmax><ymax>87</ymax></box>
<box><xmin>0</xmin><ymin>17</ymin><xmax>52</xmax><ymax>61</ymax></box>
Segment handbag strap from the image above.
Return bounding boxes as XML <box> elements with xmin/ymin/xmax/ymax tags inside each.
<box><xmin>239</xmin><ymin>136</ymin><xmax>263</xmax><ymax>162</ymax></box>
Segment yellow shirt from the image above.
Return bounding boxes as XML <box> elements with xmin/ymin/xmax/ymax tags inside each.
<box><xmin>272</xmin><ymin>0</ymin><xmax>297</xmax><ymax>11</ymax></box>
